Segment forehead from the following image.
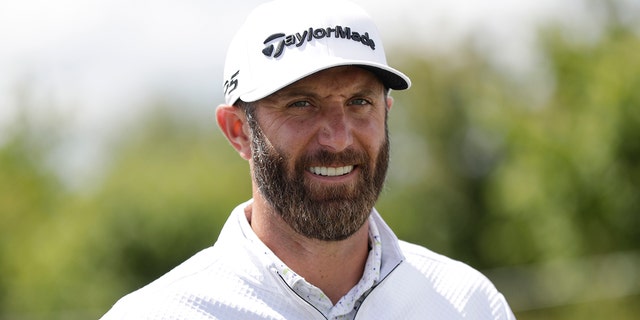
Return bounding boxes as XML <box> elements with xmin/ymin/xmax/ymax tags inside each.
<box><xmin>268</xmin><ymin>66</ymin><xmax>386</xmax><ymax>99</ymax></box>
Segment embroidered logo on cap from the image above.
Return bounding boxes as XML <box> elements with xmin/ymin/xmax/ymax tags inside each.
<box><xmin>262</xmin><ymin>25</ymin><xmax>376</xmax><ymax>58</ymax></box>
<box><xmin>223</xmin><ymin>70</ymin><xmax>240</xmax><ymax>98</ymax></box>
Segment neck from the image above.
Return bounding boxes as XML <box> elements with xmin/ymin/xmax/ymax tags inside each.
<box><xmin>247</xmin><ymin>195</ymin><xmax>370</xmax><ymax>305</ymax></box>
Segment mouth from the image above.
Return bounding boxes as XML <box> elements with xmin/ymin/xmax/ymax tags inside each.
<box><xmin>308</xmin><ymin>165</ymin><xmax>355</xmax><ymax>177</ymax></box>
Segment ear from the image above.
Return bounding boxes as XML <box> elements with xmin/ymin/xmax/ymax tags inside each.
<box><xmin>386</xmin><ymin>96</ymin><xmax>394</xmax><ymax>111</ymax></box>
<box><xmin>216</xmin><ymin>104</ymin><xmax>252</xmax><ymax>160</ymax></box>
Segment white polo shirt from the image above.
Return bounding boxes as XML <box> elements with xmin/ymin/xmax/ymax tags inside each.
<box><xmin>101</xmin><ymin>200</ymin><xmax>516</xmax><ymax>319</ymax></box>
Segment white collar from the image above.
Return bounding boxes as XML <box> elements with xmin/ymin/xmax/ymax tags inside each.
<box><xmin>232</xmin><ymin>199</ymin><xmax>403</xmax><ymax>318</ymax></box>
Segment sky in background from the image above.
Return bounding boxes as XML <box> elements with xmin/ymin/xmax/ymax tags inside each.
<box><xmin>0</xmin><ymin>0</ymin><xmax>625</xmax><ymax>186</ymax></box>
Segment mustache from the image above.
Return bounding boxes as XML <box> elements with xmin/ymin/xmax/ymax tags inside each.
<box><xmin>298</xmin><ymin>148</ymin><xmax>368</xmax><ymax>167</ymax></box>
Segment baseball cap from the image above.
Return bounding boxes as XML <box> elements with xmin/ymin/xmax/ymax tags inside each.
<box><xmin>222</xmin><ymin>0</ymin><xmax>411</xmax><ymax>106</ymax></box>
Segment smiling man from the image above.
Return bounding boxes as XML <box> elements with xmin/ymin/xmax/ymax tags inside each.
<box><xmin>101</xmin><ymin>1</ymin><xmax>515</xmax><ymax>319</ymax></box>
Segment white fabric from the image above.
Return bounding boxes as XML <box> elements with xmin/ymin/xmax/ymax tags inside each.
<box><xmin>101</xmin><ymin>200</ymin><xmax>516</xmax><ymax>319</ymax></box>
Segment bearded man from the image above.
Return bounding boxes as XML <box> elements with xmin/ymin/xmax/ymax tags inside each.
<box><xmin>101</xmin><ymin>1</ymin><xmax>515</xmax><ymax>319</ymax></box>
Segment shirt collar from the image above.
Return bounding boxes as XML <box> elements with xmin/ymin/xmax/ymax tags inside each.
<box><xmin>232</xmin><ymin>200</ymin><xmax>403</xmax><ymax>318</ymax></box>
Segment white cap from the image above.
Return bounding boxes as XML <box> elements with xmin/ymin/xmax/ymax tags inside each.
<box><xmin>222</xmin><ymin>0</ymin><xmax>411</xmax><ymax>106</ymax></box>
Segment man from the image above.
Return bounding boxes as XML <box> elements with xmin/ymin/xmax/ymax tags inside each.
<box><xmin>101</xmin><ymin>0</ymin><xmax>515</xmax><ymax>319</ymax></box>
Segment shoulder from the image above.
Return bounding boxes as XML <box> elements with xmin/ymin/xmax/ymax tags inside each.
<box><xmin>100</xmin><ymin>243</ymin><xmax>276</xmax><ymax>320</ymax></box>
<box><xmin>399</xmin><ymin>240</ymin><xmax>473</xmax><ymax>271</ymax></box>
<box><xmin>398</xmin><ymin>240</ymin><xmax>495</xmax><ymax>291</ymax></box>
<box><xmin>100</xmin><ymin>202</ymin><xmax>270</xmax><ymax>319</ymax></box>
<box><xmin>394</xmin><ymin>240</ymin><xmax>516</xmax><ymax>319</ymax></box>
<box><xmin>100</xmin><ymin>246</ymin><xmax>225</xmax><ymax>319</ymax></box>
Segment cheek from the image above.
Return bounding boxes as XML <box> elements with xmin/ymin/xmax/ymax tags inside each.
<box><xmin>267</xmin><ymin>119</ymin><xmax>317</xmax><ymax>150</ymax></box>
<box><xmin>356</xmin><ymin>118</ymin><xmax>386</xmax><ymax>146</ymax></box>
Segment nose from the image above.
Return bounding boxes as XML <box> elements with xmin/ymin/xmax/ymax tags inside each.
<box><xmin>317</xmin><ymin>106</ymin><xmax>353</xmax><ymax>152</ymax></box>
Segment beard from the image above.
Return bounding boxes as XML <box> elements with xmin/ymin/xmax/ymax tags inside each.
<box><xmin>246</xmin><ymin>107</ymin><xmax>389</xmax><ymax>241</ymax></box>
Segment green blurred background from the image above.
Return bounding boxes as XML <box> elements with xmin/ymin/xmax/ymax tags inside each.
<box><xmin>1</xmin><ymin>1</ymin><xmax>639</xmax><ymax>319</ymax></box>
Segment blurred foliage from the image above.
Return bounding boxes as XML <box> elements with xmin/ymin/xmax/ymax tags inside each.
<box><xmin>1</xmin><ymin>8</ymin><xmax>639</xmax><ymax>320</ymax></box>
<box><xmin>382</xmin><ymin>22</ymin><xmax>640</xmax><ymax>268</ymax></box>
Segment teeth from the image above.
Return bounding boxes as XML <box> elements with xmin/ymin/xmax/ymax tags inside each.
<box><xmin>309</xmin><ymin>165</ymin><xmax>354</xmax><ymax>177</ymax></box>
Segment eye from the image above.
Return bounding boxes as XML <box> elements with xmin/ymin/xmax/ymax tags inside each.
<box><xmin>349</xmin><ymin>98</ymin><xmax>371</xmax><ymax>106</ymax></box>
<box><xmin>289</xmin><ymin>100</ymin><xmax>312</xmax><ymax>108</ymax></box>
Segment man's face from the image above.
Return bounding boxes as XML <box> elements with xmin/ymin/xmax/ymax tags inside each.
<box><xmin>247</xmin><ymin>66</ymin><xmax>390</xmax><ymax>241</ymax></box>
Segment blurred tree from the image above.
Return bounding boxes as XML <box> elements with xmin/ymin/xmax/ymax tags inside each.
<box><xmin>0</xmin><ymin>104</ymin><xmax>251</xmax><ymax>319</ymax></box>
<box><xmin>482</xmin><ymin>23</ymin><xmax>640</xmax><ymax>265</ymax></box>
<box><xmin>0</xmin><ymin>112</ymin><xmax>76</xmax><ymax>317</ymax></box>
<box><xmin>379</xmin><ymin>20</ymin><xmax>640</xmax><ymax>270</ymax></box>
<box><xmin>89</xmin><ymin>105</ymin><xmax>251</xmax><ymax>293</ymax></box>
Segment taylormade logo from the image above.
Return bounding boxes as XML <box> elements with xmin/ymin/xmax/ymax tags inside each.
<box><xmin>262</xmin><ymin>25</ymin><xmax>376</xmax><ymax>58</ymax></box>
